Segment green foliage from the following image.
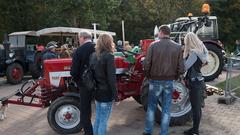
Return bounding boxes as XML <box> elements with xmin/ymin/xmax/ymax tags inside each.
<box><xmin>215</xmin><ymin>75</ymin><xmax>240</xmax><ymax>97</ymax></box>
<box><xmin>0</xmin><ymin>0</ymin><xmax>238</xmax><ymax>46</ymax></box>
<box><xmin>209</xmin><ymin>0</ymin><xmax>240</xmax><ymax>51</ymax></box>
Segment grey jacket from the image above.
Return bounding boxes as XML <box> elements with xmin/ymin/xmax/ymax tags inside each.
<box><xmin>144</xmin><ymin>37</ymin><xmax>185</xmax><ymax>80</ymax></box>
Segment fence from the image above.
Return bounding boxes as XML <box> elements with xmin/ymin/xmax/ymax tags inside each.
<box><xmin>219</xmin><ymin>56</ymin><xmax>240</xmax><ymax>104</ymax></box>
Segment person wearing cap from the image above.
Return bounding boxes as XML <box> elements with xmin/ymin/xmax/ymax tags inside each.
<box><xmin>41</xmin><ymin>41</ymin><xmax>58</xmax><ymax>76</ymax></box>
<box><xmin>70</xmin><ymin>30</ymin><xmax>95</xmax><ymax>135</ymax></box>
<box><xmin>116</xmin><ymin>40</ymin><xmax>123</xmax><ymax>51</ymax></box>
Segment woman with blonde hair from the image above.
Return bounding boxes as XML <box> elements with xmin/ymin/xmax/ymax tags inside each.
<box><xmin>90</xmin><ymin>33</ymin><xmax>117</xmax><ymax>135</ymax></box>
<box><xmin>59</xmin><ymin>44</ymin><xmax>71</xmax><ymax>58</ymax></box>
<box><xmin>183</xmin><ymin>32</ymin><xmax>209</xmax><ymax>135</ymax></box>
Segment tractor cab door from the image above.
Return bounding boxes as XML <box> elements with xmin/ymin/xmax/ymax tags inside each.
<box><xmin>8</xmin><ymin>35</ymin><xmax>25</xmax><ymax>63</ymax></box>
<box><xmin>196</xmin><ymin>17</ymin><xmax>219</xmax><ymax>40</ymax></box>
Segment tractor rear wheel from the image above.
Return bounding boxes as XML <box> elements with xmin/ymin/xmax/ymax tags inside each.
<box><xmin>155</xmin><ymin>81</ymin><xmax>192</xmax><ymax>125</ymax></box>
<box><xmin>201</xmin><ymin>44</ymin><xmax>224</xmax><ymax>81</ymax></box>
<box><xmin>141</xmin><ymin>79</ymin><xmax>192</xmax><ymax>125</ymax></box>
<box><xmin>48</xmin><ymin>96</ymin><xmax>82</xmax><ymax>134</ymax></box>
<box><xmin>6</xmin><ymin>63</ymin><xmax>23</xmax><ymax>84</ymax></box>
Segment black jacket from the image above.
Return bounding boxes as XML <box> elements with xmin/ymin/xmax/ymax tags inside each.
<box><xmin>186</xmin><ymin>57</ymin><xmax>203</xmax><ymax>80</ymax></box>
<box><xmin>91</xmin><ymin>51</ymin><xmax>117</xmax><ymax>102</ymax></box>
<box><xmin>70</xmin><ymin>42</ymin><xmax>95</xmax><ymax>86</ymax></box>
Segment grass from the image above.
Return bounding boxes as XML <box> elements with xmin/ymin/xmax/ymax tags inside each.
<box><xmin>215</xmin><ymin>75</ymin><xmax>240</xmax><ymax>97</ymax></box>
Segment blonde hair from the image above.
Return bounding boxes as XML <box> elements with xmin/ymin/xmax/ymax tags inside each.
<box><xmin>60</xmin><ymin>44</ymin><xmax>71</xmax><ymax>58</ymax></box>
<box><xmin>183</xmin><ymin>32</ymin><xmax>207</xmax><ymax>59</ymax></box>
<box><xmin>95</xmin><ymin>33</ymin><xmax>115</xmax><ymax>59</ymax></box>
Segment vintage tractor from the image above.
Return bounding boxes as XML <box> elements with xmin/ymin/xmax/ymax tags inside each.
<box><xmin>142</xmin><ymin>4</ymin><xmax>225</xmax><ymax>82</ymax></box>
<box><xmin>0</xmin><ymin>31</ymin><xmax>41</xmax><ymax>84</ymax></box>
<box><xmin>0</xmin><ymin>47</ymin><xmax>223</xmax><ymax>134</ymax></box>
<box><xmin>0</xmin><ymin>4</ymin><xmax>224</xmax><ymax>134</ymax></box>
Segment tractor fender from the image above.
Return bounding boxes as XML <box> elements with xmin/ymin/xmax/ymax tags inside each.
<box><xmin>203</xmin><ymin>40</ymin><xmax>224</xmax><ymax>50</ymax></box>
<box><xmin>6</xmin><ymin>59</ymin><xmax>25</xmax><ymax>67</ymax></box>
<box><xmin>5</xmin><ymin>59</ymin><xmax>25</xmax><ymax>71</ymax></box>
<box><xmin>62</xmin><ymin>92</ymin><xmax>80</xmax><ymax>99</ymax></box>
<box><xmin>5</xmin><ymin>58</ymin><xmax>16</xmax><ymax>65</ymax></box>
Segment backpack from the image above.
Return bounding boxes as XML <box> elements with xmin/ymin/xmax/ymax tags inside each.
<box><xmin>82</xmin><ymin>54</ymin><xmax>96</xmax><ymax>91</ymax></box>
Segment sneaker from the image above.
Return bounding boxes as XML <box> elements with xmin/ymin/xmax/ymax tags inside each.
<box><xmin>183</xmin><ymin>128</ymin><xmax>199</xmax><ymax>135</ymax></box>
<box><xmin>184</xmin><ymin>128</ymin><xmax>193</xmax><ymax>135</ymax></box>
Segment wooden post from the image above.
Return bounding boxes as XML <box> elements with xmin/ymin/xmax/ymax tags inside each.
<box><xmin>122</xmin><ymin>20</ymin><xmax>125</xmax><ymax>48</ymax></box>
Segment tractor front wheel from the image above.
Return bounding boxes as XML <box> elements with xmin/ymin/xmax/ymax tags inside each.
<box><xmin>48</xmin><ymin>96</ymin><xmax>82</xmax><ymax>134</ymax></box>
<box><xmin>6</xmin><ymin>63</ymin><xmax>23</xmax><ymax>84</ymax></box>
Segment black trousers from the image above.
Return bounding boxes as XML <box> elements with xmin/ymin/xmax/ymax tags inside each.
<box><xmin>79</xmin><ymin>86</ymin><xmax>93</xmax><ymax>135</ymax></box>
<box><xmin>189</xmin><ymin>80</ymin><xmax>205</xmax><ymax>134</ymax></box>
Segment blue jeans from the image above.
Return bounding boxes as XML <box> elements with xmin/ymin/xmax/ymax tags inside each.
<box><xmin>144</xmin><ymin>80</ymin><xmax>173</xmax><ymax>135</ymax></box>
<box><xmin>93</xmin><ymin>101</ymin><xmax>113</xmax><ymax>135</ymax></box>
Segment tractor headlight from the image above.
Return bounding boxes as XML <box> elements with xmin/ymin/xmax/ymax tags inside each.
<box><xmin>9</xmin><ymin>52</ymin><xmax>15</xmax><ymax>58</ymax></box>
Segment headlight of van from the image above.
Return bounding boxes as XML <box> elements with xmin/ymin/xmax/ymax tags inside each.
<box><xmin>9</xmin><ymin>52</ymin><xmax>15</xmax><ymax>58</ymax></box>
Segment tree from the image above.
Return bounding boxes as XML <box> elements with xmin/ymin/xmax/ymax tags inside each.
<box><xmin>209</xmin><ymin>0</ymin><xmax>240</xmax><ymax>51</ymax></box>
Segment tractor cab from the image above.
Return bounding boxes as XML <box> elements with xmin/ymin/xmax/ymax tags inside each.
<box><xmin>170</xmin><ymin>16</ymin><xmax>219</xmax><ymax>42</ymax></box>
<box><xmin>8</xmin><ymin>31</ymin><xmax>37</xmax><ymax>64</ymax></box>
<box><xmin>150</xmin><ymin>3</ymin><xmax>225</xmax><ymax>81</ymax></box>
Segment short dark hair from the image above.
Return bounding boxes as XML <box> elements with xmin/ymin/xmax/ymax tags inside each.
<box><xmin>159</xmin><ymin>25</ymin><xmax>171</xmax><ymax>35</ymax></box>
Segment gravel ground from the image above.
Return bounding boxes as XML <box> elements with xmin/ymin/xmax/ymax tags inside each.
<box><xmin>0</xmin><ymin>71</ymin><xmax>240</xmax><ymax>135</ymax></box>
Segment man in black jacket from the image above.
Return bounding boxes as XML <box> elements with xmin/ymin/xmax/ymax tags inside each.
<box><xmin>71</xmin><ymin>31</ymin><xmax>95</xmax><ymax>135</ymax></box>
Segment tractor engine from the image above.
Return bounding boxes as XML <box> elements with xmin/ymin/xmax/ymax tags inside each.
<box><xmin>115</xmin><ymin>55</ymin><xmax>145</xmax><ymax>100</ymax></box>
<box><xmin>43</xmin><ymin>58</ymin><xmax>77</xmax><ymax>92</ymax></box>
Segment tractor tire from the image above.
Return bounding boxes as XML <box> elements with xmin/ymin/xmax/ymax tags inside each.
<box><xmin>202</xmin><ymin>44</ymin><xmax>224</xmax><ymax>81</ymax></box>
<box><xmin>132</xmin><ymin>95</ymin><xmax>142</xmax><ymax>104</ymax></box>
<box><xmin>141</xmin><ymin>79</ymin><xmax>192</xmax><ymax>126</ymax></box>
<box><xmin>6</xmin><ymin>63</ymin><xmax>23</xmax><ymax>84</ymax></box>
<box><xmin>48</xmin><ymin>96</ymin><xmax>82</xmax><ymax>134</ymax></box>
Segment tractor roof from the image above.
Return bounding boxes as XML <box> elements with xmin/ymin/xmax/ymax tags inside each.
<box><xmin>176</xmin><ymin>16</ymin><xmax>217</xmax><ymax>22</ymax></box>
<box><xmin>36</xmin><ymin>27</ymin><xmax>116</xmax><ymax>37</ymax></box>
<box><xmin>9</xmin><ymin>31</ymin><xmax>36</xmax><ymax>36</ymax></box>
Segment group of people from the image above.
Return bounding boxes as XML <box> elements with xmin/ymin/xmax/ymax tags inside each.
<box><xmin>40</xmin><ymin>41</ymin><xmax>72</xmax><ymax>60</ymax></box>
<box><xmin>68</xmin><ymin>25</ymin><xmax>209</xmax><ymax>135</ymax></box>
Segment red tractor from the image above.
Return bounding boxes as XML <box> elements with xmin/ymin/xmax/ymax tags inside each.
<box><xmin>0</xmin><ymin>48</ymin><xmax>223</xmax><ymax>134</ymax></box>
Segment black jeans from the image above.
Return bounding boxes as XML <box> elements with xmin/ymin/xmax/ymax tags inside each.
<box><xmin>189</xmin><ymin>80</ymin><xmax>205</xmax><ymax>134</ymax></box>
<box><xmin>79</xmin><ymin>86</ymin><xmax>93</xmax><ymax>135</ymax></box>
